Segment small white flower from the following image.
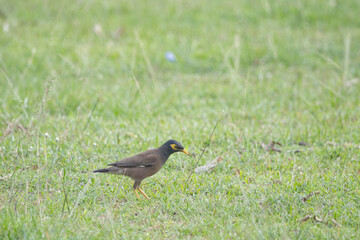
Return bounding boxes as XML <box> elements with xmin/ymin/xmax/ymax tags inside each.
<box><xmin>29</xmin><ymin>146</ymin><xmax>33</xmax><ymax>151</ymax></box>
<box><xmin>44</xmin><ymin>132</ymin><xmax>49</xmax><ymax>138</ymax></box>
<box><xmin>55</xmin><ymin>137</ymin><xmax>60</xmax><ymax>142</ymax></box>
<box><xmin>93</xmin><ymin>142</ymin><xmax>97</xmax><ymax>147</ymax></box>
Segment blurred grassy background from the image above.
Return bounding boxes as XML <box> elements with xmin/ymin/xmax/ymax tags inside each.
<box><xmin>1</xmin><ymin>0</ymin><xmax>360</xmax><ymax>239</ymax></box>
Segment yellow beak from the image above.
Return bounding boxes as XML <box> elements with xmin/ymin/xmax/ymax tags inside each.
<box><xmin>181</xmin><ymin>149</ymin><xmax>189</xmax><ymax>155</ymax></box>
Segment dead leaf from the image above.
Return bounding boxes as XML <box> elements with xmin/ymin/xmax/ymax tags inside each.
<box><xmin>195</xmin><ymin>156</ymin><xmax>222</xmax><ymax>173</ymax></box>
<box><xmin>261</xmin><ymin>141</ymin><xmax>282</xmax><ymax>152</ymax></box>
<box><xmin>299</xmin><ymin>215</ymin><xmax>312</xmax><ymax>222</ymax></box>
<box><xmin>298</xmin><ymin>141</ymin><xmax>310</xmax><ymax>146</ymax></box>
<box><xmin>299</xmin><ymin>215</ymin><xmax>323</xmax><ymax>223</ymax></box>
<box><xmin>302</xmin><ymin>191</ymin><xmax>321</xmax><ymax>202</ymax></box>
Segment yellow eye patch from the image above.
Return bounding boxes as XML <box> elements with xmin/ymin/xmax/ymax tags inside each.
<box><xmin>170</xmin><ymin>144</ymin><xmax>178</xmax><ymax>150</ymax></box>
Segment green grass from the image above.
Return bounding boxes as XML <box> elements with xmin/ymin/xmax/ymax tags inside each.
<box><xmin>1</xmin><ymin>0</ymin><xmax>360</xmax><ymax>238</ymax></box>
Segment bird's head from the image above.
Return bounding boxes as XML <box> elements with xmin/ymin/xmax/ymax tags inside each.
<box><xmin>162</xmin><ymin>139</ymin><xmax>189</xmax><ymax>155</ymax></box>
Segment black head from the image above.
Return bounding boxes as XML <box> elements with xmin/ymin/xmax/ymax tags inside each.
<box><xmin>160</xmin><ymin>139</ymin><xmax>189</xmax><ymax>156</ymax></box>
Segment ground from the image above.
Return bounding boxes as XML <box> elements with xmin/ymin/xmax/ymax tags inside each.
<box><xmin>1</xmin><ymin>0</ymin><xmax>360</xmax><ymax>239</ymax></box>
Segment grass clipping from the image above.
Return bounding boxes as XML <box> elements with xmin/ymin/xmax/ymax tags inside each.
<box><xmin>195</xmin><ymin>156</ymin><xmax>223</xmax><ymax>173</ymax></box>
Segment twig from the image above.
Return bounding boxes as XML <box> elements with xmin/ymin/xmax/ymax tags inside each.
<box><xmin>186</xmin><ymin>112</ymin><xmax>223</xmax><ymax>184</ymax></box>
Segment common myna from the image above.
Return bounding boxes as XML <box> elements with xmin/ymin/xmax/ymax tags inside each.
<box><xmin>93</xmin><ymin>140</ymin><xmax>188</xmax><ymax>199</ymax></box>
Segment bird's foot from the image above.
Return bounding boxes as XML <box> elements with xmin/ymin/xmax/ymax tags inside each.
<box><xmin>138</xmin><ymin>188</ymin><xmax>150</xmax><ymax>199</ymax></box>
<box><xmin>134</xmin><ymin>189</ymin><xmax>140</xmax><ymax>199</ymax></box>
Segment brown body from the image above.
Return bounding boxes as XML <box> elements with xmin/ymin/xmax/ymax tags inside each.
<box><xmin>106</xmin><ymin>149</ymin><xmax>166</xmax><ymax>189</ymax></box>
<box><xmin>93</xmin><ymin>140</ymin><xmax>188</xmax><ymax>199</ymax></box>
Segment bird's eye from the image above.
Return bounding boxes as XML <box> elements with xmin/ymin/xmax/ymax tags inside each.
<box><xmin>170</xmin><ymin>144</ymin><xmax>178</xmax><ymax>150</ymax></box>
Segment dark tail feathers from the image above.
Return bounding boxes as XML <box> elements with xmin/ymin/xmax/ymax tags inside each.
<box><xmin>93</xmin><ymin>168</ymin><xmax>109</xmax><ymax>173</ymax></box>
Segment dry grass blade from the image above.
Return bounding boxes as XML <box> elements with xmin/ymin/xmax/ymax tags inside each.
<box><xmin>331</xmin><ymin>219</ymin><xmax>341</xmax><ymax>227</ymax></box>
<box><xmin>313</xmin><ymin>216</ymin><xmax>323</xmax><ymax>222</ymax></box>
<box><xmin>83</xmin><ymin>94</ymin><xmax>101</xmax><ymax>131</ymax></box>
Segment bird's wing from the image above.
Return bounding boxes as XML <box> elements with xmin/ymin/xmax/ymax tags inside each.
<box><xmin>107</xmin><ymin>149</ymin><xmax>158</xmax><ymax>168</ymax></box>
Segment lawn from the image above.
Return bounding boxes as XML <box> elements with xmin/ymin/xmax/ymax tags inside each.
<box><xmin>1</xmin><ymin>0</ymin><xmax>360</xmax><ymax>239</ymax></box>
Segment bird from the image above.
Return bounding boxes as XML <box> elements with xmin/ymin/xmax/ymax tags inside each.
<box><xmin>93</xmin><ymin>140</ymin><xmax>189</xmax><ymax>199</ymax></box>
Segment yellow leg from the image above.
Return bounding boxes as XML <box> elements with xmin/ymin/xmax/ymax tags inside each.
<box><xmin>138</xmin><ymin>188</ymin><xmax>150</xmax><ymax>199</ymax></box>
<box><xmin>134</xmin><ymin>189</ymin><xmax>140</xmax><ymax>198</ymax></box>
